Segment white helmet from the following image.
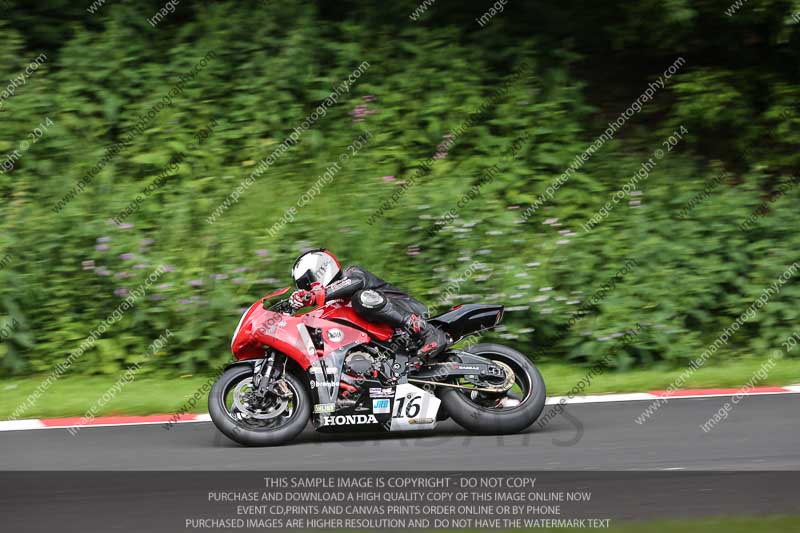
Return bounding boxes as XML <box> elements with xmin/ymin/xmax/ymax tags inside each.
<box><xmin>291</xmin><ymin>249</ymin><xmax>341</xmax><ymax>290</ymax></box>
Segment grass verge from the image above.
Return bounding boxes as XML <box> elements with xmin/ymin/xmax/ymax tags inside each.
<box><xmin>1</xmin><ymin>356</ymin><xmax>798</xmax><ymax>419</ymax></box>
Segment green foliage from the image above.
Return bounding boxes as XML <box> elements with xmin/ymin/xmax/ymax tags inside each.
<box><xmin>1</xmin><ymin>1</ymin><xmax>799</xmax><ymax>377</ymax></box>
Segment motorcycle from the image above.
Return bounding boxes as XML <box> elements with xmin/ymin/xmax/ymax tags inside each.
<box><xmin>209</xmin><ymin>285</ymin><xmax>546</xmax><ymax>446</ymax></box>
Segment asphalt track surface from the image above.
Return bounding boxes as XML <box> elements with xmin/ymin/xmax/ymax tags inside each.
<box><xmin>1</xmin><ymin>393</ymin><xmax>798</xmax><ymax>471</ymax></box>
<box><xmin>1</xmin><ymin>394</ymin><xmax>798</xmax><ymax>531</ymax></box>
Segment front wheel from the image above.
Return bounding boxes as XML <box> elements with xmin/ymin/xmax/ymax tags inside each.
<box><xmin>208</xmin><ymin>366</ymin><xmax>310</xmax><ymax>446</ymax></box>
<box><xmin>438</xmin><ymin>343</ymin><xmax>546</xmax><ymax>435</ymax></box>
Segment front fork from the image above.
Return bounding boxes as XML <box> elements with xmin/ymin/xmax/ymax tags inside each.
<box><xmin>252</xmin><ymin>351</ymin><xmax>290</xmax><ymax>399</ymax></box>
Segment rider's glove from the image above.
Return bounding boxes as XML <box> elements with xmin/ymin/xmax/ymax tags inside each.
<box><xmin>309</xmin><ymin>282</ymin><xmax>326</xmax><ymax>305</ymax></box>
<box><xmin>289</xmin><ymin>289</ymin><xmax>313</xmax><ymax>309</ymax></box>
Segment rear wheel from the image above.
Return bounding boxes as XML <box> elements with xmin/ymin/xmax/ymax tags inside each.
<box><xmin>208</xmin><ymin>366</ymin><xmax>310</xmax><ymax>446</ymax></box>
<box><xmin>438</xmin><ymin>343</ymin><xmax>546</xmax><ymax>435</ymax></box>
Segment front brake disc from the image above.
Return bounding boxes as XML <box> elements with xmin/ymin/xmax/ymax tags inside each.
<box><xmin>232</xmin><ymin>378</ymin><xmax>289</xmax><ymax>420</ymax></box>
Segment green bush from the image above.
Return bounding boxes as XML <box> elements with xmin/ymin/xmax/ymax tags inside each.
<box><xmin>1</xmin><ymin>1</ymin><xmax>799</xmax><ymax>377</ymax></box>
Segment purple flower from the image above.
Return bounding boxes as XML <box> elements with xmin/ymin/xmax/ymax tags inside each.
<box><xmin>120</xmin><ymin>253</ymin><xmax>135</xmax><ymax>261</ymax></box>
<box><xmin>95</xmin><ymin>244</ymin><xmax>109</xmax><ymax>252</ymax></box>
<box><xmin>382</xmin><ymin>175</ymin><xmax>395</xmax><ymax>183</ymax></box>
<box><xmin>157</xmin><ymin>283</ymin><xmax>173</xmax><ymax>290</ymax></box>
<box><xmin>133</xmin><ymin>263</ymin><xmax>148</xmax><ymax>269</ymax></box>
<box><xmin>255</xmin><ymin>249</ymin><xmax>269</xmax><ymax>257</ymax></box>
<box><xmin>140</xmin><ymin>239</ymin><xmax>154</xmax><ymax>246</ymax></box>
<box><xmin>163</xmin><ymin>265</ymin><xmax>176</xmax><ymax>272</ymax></box>
<box><xmin>188</xmin><ymin>279</ymin><xmax>204</xmax><ymax>287</ymax></box>
<box><xmin>363</xmin><ymin>95</ymin><xmax>377</xmax><ymax>102</ymax></box>
<box><xmin>232</xmin><ymin>267</ymin><xmax>250</xmax><ymax>273</ymax></box>
<box><xmin>232</xmin><ymin>277</ymin><xmax>245</xmax><ymax>284</ymax></box>
<box><xmin>118</xmin><ymin>223</ymin><xmax>134</xmax><ymax>230</ymax></box>
<box><xmin>212</xmin><ymin>273</ymin><xmax>228</xmax><ymax>280</ymax></box>
<box><xmin>149</xmin><ymin>294</ymin><xmax>165</xmax><ymax>301</ymax></box>
<box><xmin>114</xmin><ymin>287</ymin><xmax>129</xmax><ymax>297</ymax></box>
<box><xmin>97</xmin><ymin>237</ymin><xmax>111</xmax><ymax>243</ymax></box>
<box><xmin>349</xmin><ymin>103</ymin><xmax>377</xmax><ymax>122</ymax></box>
<box><xmin>178</xmin><ymin>298</ymin><xmax>192</xmax><ymax>305</ymax></box>
<box><xmin>115</xmin><ymin>271</ymin><xmax>132</xmax><ymax>279</ymax></box>
<box><xmin>406</xmin><ymin>245</ymin><xmax>420</xmax><ymax>256</ymax></box>
<box><xmin>82</xmin><ymin>260</ymin><xmax>96</xmax><ymax>270</ymax></box>
<box><xmin>95</xmin><ymin>267</ymin><xmax>111</xmax><ymax>276</ymax></box>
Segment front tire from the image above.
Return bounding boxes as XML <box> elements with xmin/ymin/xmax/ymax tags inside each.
<box><xmin>208</xmin><ymin>366</ymin><xmax>310</xmax><ymax>446</ymax></box>
<box><xmin>439</xmin><ymin>343</ymin><xmax>546</xmax><ymax>435</ymax></box>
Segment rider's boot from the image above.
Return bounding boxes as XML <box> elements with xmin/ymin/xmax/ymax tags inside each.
<box><xmin>404</xmin><ymin>314</ymin><xmax>448</xmax><ymax>361</ymax></box>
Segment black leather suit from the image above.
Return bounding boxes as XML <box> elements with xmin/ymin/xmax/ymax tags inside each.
<box><xmin>324</xmin><ymin>266</ymin><xmax>445</xmax><ymax>355</ymax></box>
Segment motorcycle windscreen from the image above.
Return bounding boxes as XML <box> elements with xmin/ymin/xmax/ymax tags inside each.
<box><xmin>262</xmin><ymin>286</ymin><xmax>291</xmax><ymax>300</ymax></box>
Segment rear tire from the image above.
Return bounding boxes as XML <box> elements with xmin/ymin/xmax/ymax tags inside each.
<box><xmin>439</xmin><ymin>343</ymin><xmax>546</xmax><ymax>435</ymax></box>
<box><xmin>208</xmin><ymin>366</ymin><xmax>310</xmax><ymax>446</ymax></box>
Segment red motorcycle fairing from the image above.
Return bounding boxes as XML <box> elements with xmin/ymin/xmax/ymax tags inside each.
<box><xmin>230</xmin><ymin>300</ymin><xmax>271</xmax><ymax>360</ymax></box>
<box><xmin>232</xmin><ymin>301</ymin><xmax>370</xmax><ymax>367</ymax></box>
<box><xmin>230</xmin><ymin>295</ymin><xmax>397</xmax><ymax>432</ymax></box>
<box><xmin>314</xmin><ymin>301</ymin><xmax>394</xmax><ymax>341</ymax></box>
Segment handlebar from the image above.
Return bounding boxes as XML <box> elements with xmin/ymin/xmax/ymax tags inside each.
<box><xmin>267</xmin><ymin>298</ymin><xmax>294</xmax><ymax>314</ymax></box>
<box><xmin>264</xmin><ymin>286</ymin><xmax>327</xmax><ymax>315</ymax></box>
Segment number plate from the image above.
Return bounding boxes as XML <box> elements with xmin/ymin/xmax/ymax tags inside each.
<box><xmin>389</xmin><ymin>383</ymin><xmax>440</xmax><ymax>431</ymax></box>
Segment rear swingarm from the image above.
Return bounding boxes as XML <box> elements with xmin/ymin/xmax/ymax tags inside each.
<box><xmin>407</xmin><ymin>351</ymin><xmax>514</xmax><ymax>393</ymax></box>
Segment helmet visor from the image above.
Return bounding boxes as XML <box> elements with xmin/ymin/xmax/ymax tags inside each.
<box><xmin>292</xmin><ymin>252</ymin><xmax>339</xmax><ymax>289</ymax></box>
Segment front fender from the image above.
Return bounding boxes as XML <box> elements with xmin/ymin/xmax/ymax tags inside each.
<box><xmin>223</xmin><ymin>359</ymin><xmax>260</xmax><ymax>372</ymax></box>
<box><xmin>224</xmin><ymin>355</ymin><xmax>308</xmax><ymax>378</ymax></box>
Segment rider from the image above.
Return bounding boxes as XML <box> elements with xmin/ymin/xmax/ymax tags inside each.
<box><xmin>288</xmin><ymin>249</ymin><xmax>447</xmax><ymax>359</ymax></box>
